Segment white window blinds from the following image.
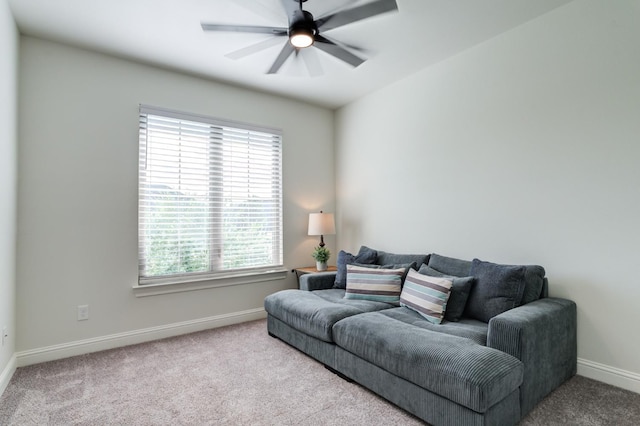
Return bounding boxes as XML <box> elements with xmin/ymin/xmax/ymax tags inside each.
<box><xmin>138</xmin><ymin>105</ymin><xmax>283</xmax><ymax>285</ymax></box>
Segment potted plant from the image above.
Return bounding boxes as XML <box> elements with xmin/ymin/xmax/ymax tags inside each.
<box><xmin>311</xmin><ymin>246</ymin><xmax>331</xmax><ymax>271</ymax></box>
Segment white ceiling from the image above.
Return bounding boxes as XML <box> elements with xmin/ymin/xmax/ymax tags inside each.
<box><xmin>8</xmin><ymin>0</ymin><xmax>574</xmax><ymax>109</ymax></box>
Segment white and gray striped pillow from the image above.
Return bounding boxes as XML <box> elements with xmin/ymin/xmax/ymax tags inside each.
<box><xmin>344</xmin><ymin>264</ymin><xmax>405</xmax><ymax>303</ymax></box>
<box><xmin>400</xmin><ymin>269</ymin><xmax>453</xmax><ymax>324</ymax></box>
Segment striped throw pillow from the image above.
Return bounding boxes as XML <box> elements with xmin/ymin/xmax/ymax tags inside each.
<box><xmin>344</xmin><ymin>264</ymin><xmax>405</xmax><ymax>303</ymax></box>
<box><xmin>400</xmin><ymin>269</ymin><xmax>453</xmax><ymax>324</ymax></box>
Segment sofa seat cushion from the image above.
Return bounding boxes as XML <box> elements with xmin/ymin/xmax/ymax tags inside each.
<box><xmin>332</xmin><ymin>311</ymin><xmax>523</xmax><ymax>412</ymax></box>
<box><xmin>379</xmin><ymin>307</ymin><xmax>489</xmax><ymax>345</ymax></box>
<box><xmin>264</xmin><ymin>289</ymin><xmax>395</xmax><ymax>343</ymax></box>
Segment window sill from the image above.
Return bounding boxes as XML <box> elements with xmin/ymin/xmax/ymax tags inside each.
<box><xmin>132</xmin><ymin>268</ymin><xmax>288</xmax><ymax>298</ymax></box>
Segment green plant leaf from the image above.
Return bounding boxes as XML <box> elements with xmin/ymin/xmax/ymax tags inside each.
<box><xmin>311</xmin><ymin>246</ymin><xmax>331</xmax><ymax>262</ymax></box>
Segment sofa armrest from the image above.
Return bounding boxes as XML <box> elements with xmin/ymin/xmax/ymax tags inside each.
<box><xmin>487</xmin><ymin>298</ymin><xmax>577</xmax><ymax>417</ymax></box>
<box><xmin>299</xmin><ymin>272</ymin><xmax>337</xmax><ymax>291</ymax></box>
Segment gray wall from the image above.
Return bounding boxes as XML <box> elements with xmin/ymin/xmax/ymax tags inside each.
<box><xmin>16</xmin><ymin>37</ymin><xmax>335</xmax><ymax>356</ymax></box>
<box><xmin>0</xmin><ymin>0</ymin><xmax>18</xmax><ymax>390</ymax></box>
<box><xmin>335</xmin><ymin>0</ymin><xmax>640</xmax><ymax>391</ymax></box>
<box><xmin>8</xmin><ymin>0</ymin><xmax>640</xmax><ymax>395</ymax></box>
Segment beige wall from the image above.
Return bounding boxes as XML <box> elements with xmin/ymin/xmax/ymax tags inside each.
<box><xmin>336</xmin><ymin>0</ymin><xmax>640</xmax><ymax>391</ymax></box>
<box><xmin>16</xmin><ymin>37</ymin><xmax>334</xmax><ymax>355</ymax></box>
<box><xmin>0</xmin><ymin>0</ymin><xmax>18</xmax><ymax>388</ymax></box>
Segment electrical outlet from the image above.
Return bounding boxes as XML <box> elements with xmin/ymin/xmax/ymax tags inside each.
<box><xmin>77</xmin><ymin>305</ymin><xmax>89</xmax><ymax>321</ymax></box>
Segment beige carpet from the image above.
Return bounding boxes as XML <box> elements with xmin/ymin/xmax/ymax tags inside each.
<box><xmin>1</xmin><ymin>319</ymin><xmax>639</xmax><ymax>425</ymax></box>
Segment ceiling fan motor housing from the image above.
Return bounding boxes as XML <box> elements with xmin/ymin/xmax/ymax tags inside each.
<box><xmin>289</xmin><ymin>9</ymin><xmax>317</xmax><ymax>41</ymax></box>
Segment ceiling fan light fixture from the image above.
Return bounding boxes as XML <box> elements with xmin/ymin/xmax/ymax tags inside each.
<box><xmin>290</xmin><ymin>29</ymin><xmax>314</xmax><ymax>48</ymax></box>
<box><xmin>288</xmin><ymin>8</ymin><xmax>316</xmax><ymax>49</ymax></box>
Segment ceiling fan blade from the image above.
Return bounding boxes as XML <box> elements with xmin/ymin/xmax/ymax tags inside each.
<box><xmin>300</xmin><ymin>48</ymin><xmax>323</xmax><ymax>77</ymax></box>
<box><xmin>321</xmin><ymin>34</ymin><xmax>371</xmax><ymax>56</ymax></box>
<box><xmin>314</xmin><ymin>35</ymin><xmax>365</xmax><ymax>68</ymax></box>
<box><xmin>201</xmin><ymin>23</ymin><xmax>287</xmax><ymax>35</ymax></box>
<box><xmin>267</xmin><ymin>41</ymin><xmax>296</xmax><ymax>74</ymax></box>
<box><xmin>235</xmin><ymin>0</ymin><xmax>287</xmax><ymax>26</ymax></box>
<box><xmin>225</xmin><ymin>36</ymin><xmax>287</xmax><ymax>60</ymax></box>
<box><xmin>315</xmin><ymin>0</ymin><xmax>398</xmax><ymax>32</ymax></box>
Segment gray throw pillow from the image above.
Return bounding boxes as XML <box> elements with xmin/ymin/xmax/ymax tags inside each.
<box><xmin>418</xmin><ymin>264</ymin><xmax>474</xmax><ymax>322</ymax></box>
<box><xmin>465</xmin><ymin>259</ymin><xmax>526</xmax><ymax>323</ymax></box>
<box><xmin>333</xmin><ymin>246</ymin><xmax>377</xmax><ymax>289</ymax></box>
<box><xmin>520</xmin><ymin>265</ymin><xmax>546</xmax><ymax>305</ymax></box>
<box><xmin>428</xmin><ymin>253</ymin><xmax>473</xmax><ymax>277</ymax></box>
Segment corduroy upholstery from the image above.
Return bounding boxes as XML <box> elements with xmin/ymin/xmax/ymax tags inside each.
<box><xmin>377</xmin><ymin>307</ymin><xmax>489</xmax><ymax>345</ymax></box>
<box><xmin>266</xmin><ymin>252</ymin><xmax>576</xmax><ymax>426</ymax></box>
<box><xmin>488</xmin><ymin>297</ymin><xmax>577</xmax><ymax>416</ymax></box>
<box><xmin>333</xmin><ymin>311</ymin><xmax>523</xmax><ymax>412</ymax></box>
<box><xmin>428</xmin><ymin>253</ymin><xmax>473</xmax><ymax>277</ymax></box>
<box><xmin>299</xmin><ymin>271</ymin><xmax>335</xmax><ymax>291</ymax></box>
<box><xmin>267</xmin><ymin>315</ymin><xmax>337</xmax><ymax>368</ymax></box>
<box><xmin>334</xmin><ymin>348</ymin><xmax>522</xmax><ymax>426</ymax></box>
<box><xmin>264</xmin><ymin>289</ymin><xmax>395</xmax><ymax>342</ymax></box>
<box><xmin>373</xmin><ymin>248</ymin><xmax>430</xmax><ymax>268</ymax></box>
<box><xmin>418</xmin><ymin>264</ymin><xmax>475</xmax><ymax>322</ymax></box>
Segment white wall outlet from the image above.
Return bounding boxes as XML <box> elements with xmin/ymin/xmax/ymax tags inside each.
<box><xmin>77</xmin><ymin>305</ymin><xmax>89</xmax><ymax>321</ymax></box>
<box><xmin>1</xmin><ymin>326</ymin><xmax>7</xmax><ymax>346</ymax></box>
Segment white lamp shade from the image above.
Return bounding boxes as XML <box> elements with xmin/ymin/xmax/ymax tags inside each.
<box><xmin>308</xmin><ymin>212</ymin><xmax>336</xmax><ymax>236</ymax></box>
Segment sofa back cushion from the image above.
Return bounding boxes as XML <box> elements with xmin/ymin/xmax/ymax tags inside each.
<box><xmin>333</xmin><ymin>246</ymin><xmax>378</xmax><ymax>289</ymax></box>
<box><xmin>354</xmin><ymin>261</ymin><xmax>417</xmax><ymax>281</ymax></box>
<box><xmin>520</xmin><ymin>265</ymin><xmax>546</xmax><ymax>304</ymax></box>
<box><xmin>465</xmin><ymin>259</ymin><xmax>527</xmax><ymax>322</ymax></box>
<box><xmin>428</xmin><ymin>254</ymin><xmax>546</xmax><ymax>305</ymax></box>
<box><xmin>372</xmin><ymin>247</ymin><xmax>429</xmax><ymax>269</ymax></box>
<box><xmin>428</xmin><ymin>253</ymin><xmax>473</xmax><ymax>277</ymax></box>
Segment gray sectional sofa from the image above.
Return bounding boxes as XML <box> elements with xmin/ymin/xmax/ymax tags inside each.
<box><xmin>264</xmin><ymin>247</ymin><xmax>576</xmax><ymax>426</ymax></box>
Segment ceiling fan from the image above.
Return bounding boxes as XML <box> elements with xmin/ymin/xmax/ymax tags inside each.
<box><xmin>201</xmin><ymin>0</ymin><xmax>399</xmax><ymax>74</ymax></box>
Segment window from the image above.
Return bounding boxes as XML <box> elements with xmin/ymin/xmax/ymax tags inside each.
<box><xmin>138</xmin><ymin>105</ymin><xmax>283</xmax><ymax>286</ymax></box>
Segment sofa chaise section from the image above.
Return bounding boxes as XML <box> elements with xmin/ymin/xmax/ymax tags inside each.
<box><xmin>333</xmin><ymin>310</ymin><xmax>524</xmax><ymax>425</ymax></box>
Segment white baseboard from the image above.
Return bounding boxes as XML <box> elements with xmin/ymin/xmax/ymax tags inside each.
<box><xmin>0</xmin><ymin>354</ymin><xmax>17</xmax><ymax>397</ymax></box>
<box><xmin>10</xmin><ymin>315</ymin><xmax>639</xmax><ymax>397</ymax></box>
<box><xmin>16</xmin><ymin>308</ymin><xmax>266</xmax><ymax>367</ymax></box>
<box><xmin>578</xmin><ymin>357</ymin><xmax>640</xmax><ymax>394</ymax></box>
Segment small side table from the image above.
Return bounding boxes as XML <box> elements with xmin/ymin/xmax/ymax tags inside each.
<box><xmin>293</xmin><ymin>265</ymin><xmax>337</xmax><ymax>284</ymax></box>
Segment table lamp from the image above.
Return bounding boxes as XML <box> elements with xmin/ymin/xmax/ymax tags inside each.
<box><xmin>308</xmin><ymin>211</ymin><xmax>335</xmax><ymax>247</ymax></box>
